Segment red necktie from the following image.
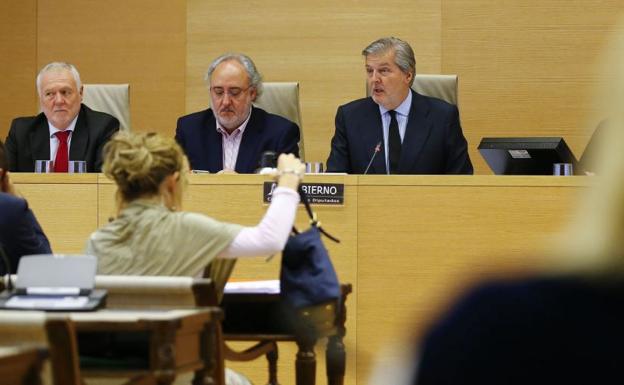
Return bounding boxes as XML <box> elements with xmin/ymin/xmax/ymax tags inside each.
<box><xmin>54</xmin><ymin>131</ymin><xmax>70</xmax><ymax>173</ymax></box>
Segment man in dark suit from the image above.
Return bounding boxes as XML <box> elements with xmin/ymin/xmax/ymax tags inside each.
<box><xmin>326</xmin><ymin>37</ymin><xmax>473</xmax><ymax>175</ymax></box>
<box><xmin>5</xmin><ymin>62</ymin><xmax>119</xmax><ymax>172</ymax></box>
<box><xmin>0</xmin><ymin>140</ymin><xmax>51</xmax><ymax>275</ymax></box>
<box><xmin>176</xmin><ymin>53</ymin><xmax>300</xmax><ymax>173</ymax></box>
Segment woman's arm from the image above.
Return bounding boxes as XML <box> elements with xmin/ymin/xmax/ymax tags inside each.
<box><xmin>218</xmin><ymin>153</ymin><xmax>304</xmax><ymax>258</ymax></box>
<box><xmin>219</xmin><ymin>187</ymin><xmax>299</xmax><ymax>258</ymax></box>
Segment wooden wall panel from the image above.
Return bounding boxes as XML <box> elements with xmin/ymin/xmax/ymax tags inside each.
<box><xmin>36</xmin><ymin>0</ymin><xmax>186</xmax><ymax>137</ymax></box>
<box><xmin>0</xmin><ymin>1</ymin><xmax>37</xmax><ymax>141</ymax></box>
<box><xmin>11</xmin><ymin>173</ymin><xmax>99</xmax><ymax>254</ymax></box>
<box><xmin>356</xmin><ymin>177</ymin><xmax>584</xmax><ymax>380</ymax></box>
<box><xmin>442</xmin><ymin>0</ymin><xmax>623</xmax><ymax>174</ymax></box>
<box><xmin>187</xmin><ymin>0</ymin><xmax>442</xmax><ymax>164</ymax></box>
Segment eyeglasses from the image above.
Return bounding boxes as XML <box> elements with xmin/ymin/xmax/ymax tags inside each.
<box><xmin>42</xmin><ymin>88</ymin><xmax>76</xmax><ymax>101</ymax></box>
<box><xmin>210</xmin><ymin>86</ymin><xmax>251</xmax><ymax>99</ymax></box>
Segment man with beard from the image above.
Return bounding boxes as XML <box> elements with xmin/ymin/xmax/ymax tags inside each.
<box><xmin>176</xmin><ymin>53</ymin><xmax>300</xmax><ymax>173</ymax></box>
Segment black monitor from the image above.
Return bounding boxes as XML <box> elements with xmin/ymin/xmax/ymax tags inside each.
<box><xmin>478</xmin><ymin>137</ymin><xmax>580</xmax><ymax>175</ymax></box>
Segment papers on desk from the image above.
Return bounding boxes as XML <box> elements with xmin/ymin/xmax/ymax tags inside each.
<box><xmin>5</xmin><ymin>295</ymin><xmax>90</xmax><ymax>309</ymax></box>
<box><xmin>224</xmin><ymin>280</ymin><xmax>280</xmax><ymax>294</ymax></box>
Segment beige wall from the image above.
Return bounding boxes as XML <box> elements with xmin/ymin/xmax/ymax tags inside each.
<box><xmin>1</xmin><ymin>1</ymin><xmax>623</xmax><ymax>169</ymax></box>
<box><xmin>0</xmin><ymin>0</ymin><xmax>186</xmax><ymax>141</ymax></box>
<box><xmin>0</xmin><ymin>1</ymin><xmax>37</xmax><ymax>138</ymax></box>
<box><xmin>442</xmin><ymin>0</ymin><xmax>623</xmax><ymax>173</ymax></box>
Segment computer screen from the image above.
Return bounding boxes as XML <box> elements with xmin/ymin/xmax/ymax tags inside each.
<box><xmin>478</xmin><ymin>137</ymin><xmax>580</xmax><ymax>175</ymax></box>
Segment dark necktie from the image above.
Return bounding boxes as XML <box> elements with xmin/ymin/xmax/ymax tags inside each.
<box><xmin>388</xmin><ymin>110</ymin><xmax>401</xmax><ymax>174</ymax></box>
<box><xmin>54</xmin><ymin>131</ymin><xmax>70</xmax><ymax>173</ymax></box>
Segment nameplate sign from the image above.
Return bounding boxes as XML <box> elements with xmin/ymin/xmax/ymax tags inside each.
<box><xmin>263</xmin><ymin>182</ymin><xmax>345</xmax><ymax>205</ymax></box>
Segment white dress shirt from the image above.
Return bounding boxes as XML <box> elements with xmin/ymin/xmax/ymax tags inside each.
<box><xmin>215</xmin><ymin>108</ymin><xmax>252</xmax><ymax>171</ymax></box>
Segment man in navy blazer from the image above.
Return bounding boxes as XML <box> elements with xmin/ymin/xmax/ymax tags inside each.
<box><xmin>326</xmin><ymin>37</ymin><xmax>473</xmax><ymax>175</ymax></box>
<box><xmin>176</xmin><ymin>53</ymin><xmax>300</xmax><ymax>173</ymax></box>
<box><xmin>0</xmin><ymin>140</ymin><xmax>51</xmax><ymax>275</ymax></box>
<box><xmin>5</xmin><ymin>62</ymin><xmax>119</xmax><ymax>172</ymax></box>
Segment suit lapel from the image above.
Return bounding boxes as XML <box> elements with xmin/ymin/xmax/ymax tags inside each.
<box><xmin>29</xmin><ymin>115</ymin><xmax>51</xmax><ymax>163</ymax></box>
<box><xmin>235</xmin><ymin>108</ymin><xmax>262</xmax><ymax>173</ymax></box>
<box><xmin>69</xmin><ymin>105</ymin><xmax>88</xmax><ymax>161</ymax></box>
<box><xmin>399</xmin><ymin>91</ymin><xmax>431</xmax><ymax>173</ymax></box>
<box><xmin>362</xmin><ymin>100</ymin><xmax>387</xmax><ymax>174</ymax></box>
<box><xmin>204</xmin><ymin>111</ymin><xmax>224</xmax><ymax>172</ymax></box>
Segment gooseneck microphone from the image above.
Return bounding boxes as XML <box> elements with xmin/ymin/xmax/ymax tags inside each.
<box><xmin>363</xmin><ymin>142</ymin><xmax>382</xmax><ymax>175</ymax></box>
<box><xmin>256</xmin><ymin>150</ymin><xmax>278</xmax><ymax>175</ymax></box>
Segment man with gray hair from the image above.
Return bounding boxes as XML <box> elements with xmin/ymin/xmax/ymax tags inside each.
<box><xmin>326</xmin><ymin>37</ymin><xmax>473</xmax><ymax>174</ymax></box>
<box><xmin>5</xmin><ymin>62</ymin><xmax>119</xmax><ymax>172</ymax></box>
<box><xmin>176</xmin><ymin>53</ymin><xmax>300</xmax><ymax>173</ymax></box>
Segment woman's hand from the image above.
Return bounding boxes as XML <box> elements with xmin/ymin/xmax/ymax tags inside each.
<box><xmin>276</xmin><ymin>154</ymin><xmax>305</xmax><ymax>190</ymax></box>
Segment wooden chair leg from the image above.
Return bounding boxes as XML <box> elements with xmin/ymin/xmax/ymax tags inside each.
<box><xmin>199</xmin><ymin>317</ymin><xmax>225</xmax><ymax>385</ymax></box>
<box><xmin>326</xmin><ymin>284</ymin><xmax>351</xmax><ymax>385</ymax></box>
<box><xmin>326</xmin><ymin>335</ymin><xmax>346</xmax><ymax>385</ymax></box>
<box><xmin>266</xmin><ymin>343</ymin><xmax>279</xmax><ymax>385</ymax></box>
<box><xmin>295</xmin><ymin>337</ymin><xmax>317</xmax><ymax>385</ymax></box>
<box><xmin>44</xmin><ymin>317</ymin><xmax>82</xmax><ymax>385</ymax></box>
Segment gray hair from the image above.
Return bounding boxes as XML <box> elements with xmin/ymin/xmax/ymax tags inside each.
<box><xmin>362</xmin><ymin>37</ymin><xmax>416</xmax><ymax>86</ymax></box>
<box><xmin>204</xmin><ymin>53</ymin><xmax>263</xmax><ymax>99</ymax></box>
<box><xmin>36</xmin><ymin>62</ymin><xmax>82</xmax><ymax>95</ymax></box>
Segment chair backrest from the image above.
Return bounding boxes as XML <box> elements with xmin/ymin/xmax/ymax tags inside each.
<box><xmin>365</xmin><ymin>74</ymin><xmax>459</xmax><ymax>106</ymax></box>
<box><xmin>82</xmin><ymin>84</ymin><xmax>131</xmax><ymax>131</ymax></box>
<box><xmin>0</xmin><ymin>311</ymin><xmax>82</xmax><ymax>385</ymax></box>
<box><xmin>94</xmin><ymin>275</ymin><xmax>217</xmax><ymax>309</ymax></box>
<box><xmin>411</xmin><ymin>74</ymin><xmax>458</xmax><ymax>105</ymax></box>
<box><xmin>253</xmin><ymin>82</ymin><xmax>305</xmax><ymax>160</ymax></box>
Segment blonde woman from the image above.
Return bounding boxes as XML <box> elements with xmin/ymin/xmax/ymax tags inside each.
<box><xmin>86</xmin><ymin>131</ymin><xmax>304</xmax><ymax>294</ymax></box>
<box><xmin>87</xmin><ymin>132</ymin><xmax>304</xmax><ymax>385</ymax></box>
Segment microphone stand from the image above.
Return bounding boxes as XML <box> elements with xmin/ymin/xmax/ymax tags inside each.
<box><xmin>363</xmin><ymin>142</ymin><xmax>382</xmax><ymax>175</ymax></box>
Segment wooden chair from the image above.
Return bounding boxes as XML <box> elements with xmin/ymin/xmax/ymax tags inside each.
<box><xmin>221</xmin><ymin>284</ymin><xmax>353</xmax><ymax>385</ymax></box>
<box><xmin>0</xmin><ymin>310</ymin><xmax>82</xmax><ymax>385</ymax></box>
<box><xmin>254</xmin><ymin>82</ymin><xmax>305</xmax><ymax>161</ymax></box>
<box><xmin>94</xmin><ymin>275</ymin><xmax>218</xmax><ymax>308</ymax></box>
<box><xmin>0</xmin><ymin>346</ymin><xmax>48</xmax><ymax>385</ymax></box>
<box><xmin>94</xmin><ymin>275</ymin><xmax>225</xmax><ymax>385</ymax></box>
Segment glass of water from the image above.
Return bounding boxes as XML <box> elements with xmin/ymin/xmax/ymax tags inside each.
<box><xmin>553</xmin><ymin>163</ymin><xmax>573</xmax><ymax>176</ymax></box>
<box><xmin>68</xmin><ymin>161</ymin><xmax>87</xmax><ymax>173</ymax></box>
<box><xmin>34</xmin><ymin>160</ymin><xmax>54</xmax><ymax>173</ymax></box>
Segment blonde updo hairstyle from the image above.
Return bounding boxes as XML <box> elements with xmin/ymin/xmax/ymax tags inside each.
<box><xmin>103</xmin><ymin>132</ymin><xmax>189</xmax><ymax>203</ymax></box>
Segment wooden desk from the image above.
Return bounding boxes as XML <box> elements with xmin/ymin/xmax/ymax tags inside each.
<box><xmin>13</xmin><ymin>174</ymin><xmax>589</xmax><ymax>385</ymax></box>
<box><xmin>0</xmin><ymin>346</ymin><xmax>48</xmax><ymax>385</ymax></box>
<box><xmin>70</xmin><ymin>309</ymin><xmax>222</xmax><ymax>385</ymax></box>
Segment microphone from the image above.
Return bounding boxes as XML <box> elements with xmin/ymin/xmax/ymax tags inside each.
<box><xmin>256</xmin><ymin>151</ymin><xmax>278</xmax><ymax>175</ymax></box>
<box><xmin>363</xmin><ymin>142</ymin><xmax>382</xmax><ymax>175</ymax></box>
